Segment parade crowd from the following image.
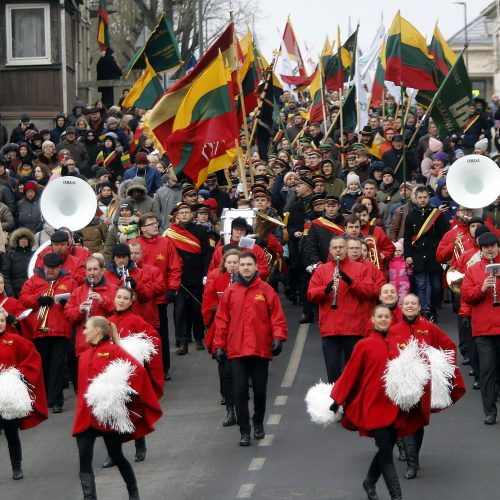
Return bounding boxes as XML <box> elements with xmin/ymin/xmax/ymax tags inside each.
<box><xmin>0</xmin><ymin>86</ymin><xmax>499</xmax><ymax>500</ymax></box>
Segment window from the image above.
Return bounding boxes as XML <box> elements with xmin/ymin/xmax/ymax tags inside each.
<box><xmin>6</xmin><ymin>3</ymin><xmax>51</xmax><ymax>65</ymax></box>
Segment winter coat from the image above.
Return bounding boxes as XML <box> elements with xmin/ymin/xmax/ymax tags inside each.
<box><xmin>360</xmin><ymin>223</ymin><xmax>396</xmax><ymax>263</ymax></box>
<box><xmin>16</xmin><ymin>196</ymin><xmax>42</xmax><ymax>233</ymax></box>
<box><xmin>429</xmin><ymin>178</ymin><xmax>458</xmax><ymax>227</ymax></box>
<box><xmin>34</xmin><ymin>248</ymin><xmax>85</xmax><ymax>285</ymax></box>
<box><xmin>81</xmin><ymin>220</ymin><xmax>107</xmax><ymax>254</ymax></box>
<box><xmin>307</xmin><ymin>257</ymin><xmax>373</xmax><ymax>336</ymax></box>
<box><xmin>331</xmin><ymin>331</ymin><xmax>430</xmax><ymax>437</ymax></box>
<box><xmin>0</xmin><ymin>180</ymin><xmax>15</xmax><ymax>213</ymax></box>
<box><xmin>56</xmin><ymin>138</ymin><xmax>88</xmax><ymax>172</ymax></box>
<box><xmin>214</xmin><ymin>275</ymin><xmax>287</xmax><ymax>359</ymax></box>
<box><xmin>108</xmin><ymin>310</ymin><xmax>164</xmax><ymax>398</ymax></box>
<box><xmin>19</xmin><ymin>270</ymin><xmax>77</xmax><ymax>340</ymax></box>
<box><xmin>122</xmin><ymin>181</ymin><xmax>154</xmax><ymax>217</ymax></box>
<box><xmin>462</xmin><ymin>254</ymin><xmax>500</xmax><ymax>336</ymax></box>
<box><xmin>104</xmin><ymin>262</ymin><xmax>155</xmax><ymax>303</ymax></box>
<box><xmin>388</xmin><ymin>256</ymin><xmax>411</xmax><ymax>305</ymax></box>
<box><xmin>0</xmin><ymin>201</ymin><xmax>15</xmax><ymax>232</ymax></box>
<box><xmin>123</xmin><ymin>166</ymin><xmax>161</xmax><ymax>197</ymax></box>
<box><xmin>435</xmin><ymin>219</ymin><xmax>475</xmax><ymax>266</ymax></box>
<box><xmin>0</xmin><ymin>330</ymin><xmax>48</xmax><ymax>430</ymax></box>
<box><xmin>133</xmin><ymin>261</ymin><xmax>166</xmax><ymax>328</ymax></box>
<box><xmin>376</xmin><ymin>180</ymin><xmax>401</xmax><ymax>208</ymax></box>
<box><xmin>35</xmin><ymin>152</ymin><xmax>59</xmax><ymax>172</ymax></box>
<box><xmin>152</xmin><ymin>183</ymin><xmax>183</xmax><ymax>232</ymax></box>
<box><xmin>340</xmin><ymin>190</ymin><xmax>361</xmax><ymax>214</ymax></box>
<box><xmin>1</xmin><ymin>228</ymin><xmax>35</xmax><ymax>297</ymax></box>
<box><xmin>302</xmin><ymin>215</ymin><xmax>345</xmax><ymax>266</ymax></box>
<box><xmin>10</xmin><ymin>122</ymin><xmax>37</xmax><ymax>144</ymax></box>
<box><xmin>72</xmin><ymin>339</ymin><xmax>162</xmax><ymax>440</ymax></box>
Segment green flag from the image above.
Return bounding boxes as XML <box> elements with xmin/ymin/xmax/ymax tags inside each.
<box><xmin>342</xmin><ymin>85</ymin><xmax>357</xmax><ymax>130</ymax></box>
<box><xmin>428</xmin><ymin>51</ymin><xmax>471</xmax><ymax>137</ymax></box>
<box><xmin>125</xmin><ymin>13</ymin><xmax>181</xmax><ymax>79</ymax></box>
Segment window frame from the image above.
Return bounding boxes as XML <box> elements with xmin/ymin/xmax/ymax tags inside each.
<box><xmin>6</xmin><ymin>3</ymin><xmax>52</xmax><ymax>66</ymax></box>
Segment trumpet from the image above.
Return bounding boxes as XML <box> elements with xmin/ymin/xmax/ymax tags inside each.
<box><xmin>121</xmin><ymin>265</ymin><xmax>131</xmax><ymax>288</ymax></box>
<box><xmin>487</xmin><ymin>256</ymin><xmax>500</xmax><ymax>307</ymax></box>
<box><xmin>331</xmin><ymin>256</ymin><xmax>340</xmax><ymax>309</ymax></box>
<box><xmin>453</xmin><ymin>233</ymin><xmax>465</xmax><ymax>261</ymax></box>
<box><xmin>86</xmin><ymin>278</ymin><xmax>95</xmax><ymax>320</ymax></box>
<box><xmin>364</xmin><ymin>236</ymin><xmax>380</xmax><ymax>270</ymax></box>
<box><xmin>37</xmin><ymin>281</ymin><xmax>55</xmax><ymax>332</ymax></box>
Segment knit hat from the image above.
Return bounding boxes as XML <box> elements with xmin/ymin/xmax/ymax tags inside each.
<box><xmin>112</xmin><ymin>243</ymin><xmax>131</xmax><ymax>256</ymax></box>
<box><xmin>120</xmin><ymin>200</ymin><xmax>134</xmax><ymax>212</ymax></box>
<box><xmin>283</xmin><ymin>171</ymin><xmax>298</xmax><ymax>184</ymax></box>
<box><xmin>428</xmin><ymin>137</ymin><xmax>443</xmax><ymax>153</ymax></box>
<box><xmin>346</xmin><ymin>172</ymin><xmax>361</xmax><ymax>186</ymax></box>
<box><xmin>432</xmin><ymin>151</ymin><xmax>449</xmax><ymax>164</ymax></box>
<box><xmin>95</xmin><ymin>167</ymin><xmax>111</xmax><ymax>178</ymax></box>
<box><xmin>467</xmin><ymin>216</ymin><xmax>483</xmax><ymax>226</ymax></box>
<box><xmin>21</xmin><ymin>113</ymin><xmax>30</xmax><ymax>122</ymax></box>
<box><xmin>382</xmin><ymin>168</ymin><xmax>395</xmax><ymax>177</ymax></box>
<box><xmin>106</xmin><ymin>116</ymin><xmax>120</xmax><ymax>126</ymax></box>
<box><xmin>394</xmin><ymin>238</ymin><xmax>404</xmax><ymax>253</ymax></box>
<box><xmin>198</xmin><ymin>189</ymin><xmax>210</xmax><ymax>200</ymax></box>
<box><xmin>65</xmin><ymin>126</ymin><xmax>76</xmax><ymax>134</ymax></box>
<box><xmin>474</xmin><ymin>224</ymin><xmax>490</xmax><ymax>239</ymax></box>
<box><xmin>204</xmin><ymin>198</ymin><xmax>218</xmax><ymax>211</ymax></box>
<box><xmin>474</xmin><ymin>137</ymin><xmax>489</xmax><ymax>152</ymax></box>
<box><xmin>134</xmin><ymin>152</ymin><xmax>148</xmax><ymax>165</ymax></box>
<box><xmin>23</xmin><ymin>180</ymin><xmax>38</xmax><ymax>193</ymax></box>
<box><xmin>50</xmin><ymin>231</ymin><xmax>69</xmax><ymax>243</ymax></box>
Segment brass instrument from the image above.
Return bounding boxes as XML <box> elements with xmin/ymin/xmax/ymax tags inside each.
<box><xmin>364</xmin><ymin>236</ymin><xmax>380</xmax><ymax>270</ymax></box>
<box><xmin>331</xmin><ymin>256</ymin><xmax>340</xmax><ymax>309</ymax></box>
<box><xmin>85</xmin><ymin>279</ymin><xmax>95</xmax><ymax>320</ymax></box>
<box><xmin>120</xmin><ymin>265</ymin><xmax>131</xmax><ymax>288</ymax></box>
<box><xmin>446</xmin><ymin>233</ymin><xmax>466</xmax><ymax>294</ymax></box>
<box><xmin>446</xmin><ymin>250</ymin><xmax>482</xmax><ymax>294</ymax></box>
<box><xmin>487</xmin><ymin>256</ymin><xmax>500</xmax><ymax>307</ymax></box>
<box><xmin>37</xmin><ymin>281</ymin><xmax>55</xmax><ymax>332</ymax></box>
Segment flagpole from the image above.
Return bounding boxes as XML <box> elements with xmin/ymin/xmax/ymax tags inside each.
<box><xmin>355</xmin><ymin>85</ymin><xmax>361</xmax><ymax>142</ymax></box>
<box><xmin>320</xmin><ymin>105</ymin><xmax>341</xmax><ymax>144</ymax></box>
<box><xmin>400</xmin><ymin>83</ymin><xmax>407</xmax><ymax>199</ymax></box>
<box><xmin>235</xmin><ymin>138</ymin><xmax>249</xmax><ymax>199</ymax></box>
<box><xmin>339</xmin><ymin>86</ymin><xmax>344</xmax><ymax>168</ymax></box>
<box><xmin>319</xmin><ymin>61</ymin><xmax>329</xmax><ymax>139</ymax></box>
<box><xmin>403</xmin><ymin>89</ymin><xmax>416</xmax><ymax>126</ymax></box>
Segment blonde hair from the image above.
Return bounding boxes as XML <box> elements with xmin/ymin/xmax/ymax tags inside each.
<box><xmin>88</xmin><ymin>316</ymin><xmax>121</xmax><ymax>345</ymax></box>
<box><xmin>219</xmin><ymin>248</ymin><xmax>241</xmax><ymax>273</ymax></box>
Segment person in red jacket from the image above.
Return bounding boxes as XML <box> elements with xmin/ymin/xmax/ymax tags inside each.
<box><xmin>214</xmin><ymin>252</ymin><xmax>287</xmax><ymax>446</ymax></box>
<box><xmin>103</xmin><ymin>286</ymin><xmax>163</xmax><ymax>468</ymax></box>
<box><xmin>307</xmin><ymin>235</ymin><xmax>373</xmax><ymax>382</ymax></box>
<box><xmin>363</xmin><ymin>283</ymin><xmax>403</xmax><ymax>337</ymax></box>
<box><xmin>0</xmin><ymin>309</ymin><xmax>48</xmax><ymax>480</ymax></box>
<box><xmin>331</xmin><ymin>305</ymin><xmax>430</xmax><ymax>500</ymax></box>
<box><xmin>73</xmin><ymin>315</ymin><xmax>162</xmax><ymax>500</ymax></box>
<box><xmin>129</xmin><ymin>213</ymin><xmax>182</xmax><ymax>381</ymax></box>
<box><xmin>389</xmin><ymin>293</ymin><xmax>465</xmax><ymax>479</ymax></box>
<box><xmin>208</xmin><ymin>217</ymin><xmax>270</xmax><ymax>281</ymax></box>
<box><xmin>202</xmin><ymin>248</ymin><xmax>240</xmax><ymax>428</ymax></box>
<box><xmin>462</xmin><ymin>232</ymin><xmax>500</xmax><ymax>425</ymax></box>
<box><xmin>0</xmin><ymin>273</ymin><xmax>25</xmax><ymax>335</ymax></box>
<box><xmin>19</xmin><ymin>253</ymin><xmax>77</xmax><ymax>413</ymax></box>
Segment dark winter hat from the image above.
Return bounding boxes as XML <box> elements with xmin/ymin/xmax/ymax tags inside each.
<box><xmin>478</xmin><ymin>232</ymin><xmax>499</xmax><ymax>248</ymax></box>
<box><xmin>43</xmin><ymin>253</ymin><xmax>63</xmax><ymax>267</ymax></box>
<box><xmin>112</xmin><ymin>243</ymin><xmax>131</xmax><ymax>256</ymax></box>
<box><xmin>23</xmin><ymin>181</ymin><xmax>38</xmax><ymax>193</ymax></box>
<box><xmin>50</xmin><ymin>231</ymin><xmax>69</xmax><ymax>243</ymax></box>
<box><xmin>182</xmin><ymin>185</ymin><xmax>197</xmax><ymax>197</ymax></box>
<box><xmin>231</xmin><ymin>217</ymin><xmax>249</xmax><ymax>230</ymax></box>
<box><xmin>467</xmin><ymin>216</ymin><xmax>484</xmax><ymax>227</ymax></box>
<box><xmin>311</xmin><ymin>193</ymin><xmax>326</xmax><ymax>206</ymax></box>
<box><xmin>392</xmin><ymin>134</ymin><xmax>404</xmax><ymax>142</ymax></box>
<box><xmin>96</xmin><ymin>167</ymin><xmax>111</xmax><ymax>178</ymax></box>
<box><xmin>134</xmin><ymin>152</ymin><xmax>148</xmax><ymax>165</ymax></box>
<box><xmin>65</xmin><ymin>126</ymin><xmax>76</xmax><ymax>134</ymax></box>
<box><xmin>361</xmin><ymin>126</ymin><xmax>372</xmax><ymax>135</ymax></box>
<box><xmin>206</xmin><ymin>172</ymin><xmax>218</xmax><ymax>181</ymax></box>
<box><xmin>297</xmin><ymin>176</ymin><xmax>315</xmax><ymax>190</ymax></box>
<box><xmin>21</xmin><ymin>113</ymin><xmax>30</xmax><ymax>122</ymax></box>
<box><xmin>382</xmin><ymin>168</ymin><xmax>395</xmax><ymax>177</ymax></box>
<box><xmin>106</xmin><ymin>116</ymin><xmax>120</xmax><ymax>126</ymax></box>
<box><xmin>325</xmin><ymin>194</ymin><xmax>340</xmax><ymax>203</ymax></box>
<box><xmin>370</xmin><ymin>161</ymin><xmax>384</xmax><ymax>172</ymax></box>
<box><xmin>198</xmin><ymin>189</ymin><xmax>210</xmax><ymax>200</ymax></box>
<box><xmin>120</xmin><ymin>201</ymin><xmax>134</xmax><ymax>212</ymax></box>
<box><xmin>40</xmin><ymin>129</ymin><xmax>51</xmax><ymax>136</ymax></box>
<box><xmin>196</xmin><ymin>204</ymin><xmax>210</xmax><ymax>213</ymax></box>
<box><xmin>432</xmin><ymin>151</ymin><xmax>449</xmax><ymax>164</ymax></box>
<box><xmin>474</xmin><ymin>224</ymin><xmax>490</xmax><ymax>239</ymax></box>
<box><xmin>254</xmin><ymin>174</ymin><xmax>270</xmax><ymax>185</ymax></box>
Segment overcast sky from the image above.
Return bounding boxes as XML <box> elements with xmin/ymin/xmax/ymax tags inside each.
<box><xmin>253</xmin><ymin>0</ymin><xmax>492</xmax><ymax>61</ymax></box>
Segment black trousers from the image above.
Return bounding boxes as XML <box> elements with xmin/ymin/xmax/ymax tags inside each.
<box><xmin>298</xmin><ymin>268</ymin><xmax>314</xmax><ymax>317</ymax></box>
<box><xmin>218</xmin><ymin>360</ymin><xmax>234</xmax><ymax>407</ymax></box>
<box><xmin>231</xmin><ymin>356</ymin><xmax>269</xmax><ymax>434</ymax></box>
<box><xmin>76</xmin><ymin>427</ymin><xmax>131</xmax><ymax>476</ymax></box>
<box><xmin>157</xmin><ymin>303</ymin><xmax>170</xmax><ymax>373</ymax></box>
<box><xmin>34</xmin><ymin>336</ymin><xmax>68</xmax><ymax>407</ymax></box>
<box><xmin>0</xmin><ymin>418</ymin><xmax>22</xmax><ymax>465</ymax></box>
<box><xmin>460</xmin><ymin>316</ymin><xmax>480</xmax><ymax>377</ymax></box>
<box><xmin>174</xmin><ymin>285</ymin><xmax>204</xmax><ymax>345</ymax></box>
<box><xmin>475</xmin><ymin>335</ymin><xmax>500</xmax><ymax>417</ymax></box>
<box><xmin>322</xmin><ymin>335</ymin><xmax>361</xmax><ymax>383</ymax></box>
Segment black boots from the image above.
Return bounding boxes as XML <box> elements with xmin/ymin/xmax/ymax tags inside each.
<box><xmin>239</xmin><ymin>433</ymin><xmax>251</xmax><ymax>446</ymax></box>
<box><xmin>253</xmin><ymin>423</ymin><xmax>265</xmax><ymax>440</ymax></box>
<box><xmin>176</xmin><ymin>344</ymin><xmax>188</xmax><ymax>355</ymax></box>
<box><xmin>380</xmin><ymin>464</ymin><xmax>402</xmax><ymax>500</ymax></box>
<box><xmin>80</xmin><ymin>472</ymin><xmax>97</xmax><ymax>500</ymax></box>
<box><xmin>134</xmin><ymin>437</ymin><xmax>146</xmax><ymax>462</ymax></box>
<box><xmin>120</xmin><ymin>464</ymin><xmax>140</xmax><ymax>500</ymax></box>
<box><xmin>362</xmin><ymin>477</ymin><xmax>379</xmax><ymax>500</ymax></box>
<box><xmin>102</xmin><ymin>455</ymin><xmax>115</xmax><ymax>468</ymax></box>
<box><xmin>402</xmin><ymin>434</ymin><xmax>419</xmax><ymax>479</ymax></box>
<box><xmin>222</xmin><ymin>406</ymin><xmax>236</xmax><ymax>427</ymax></box>
<box><xmin>9</xmin><ymin>441</ymin><xmax>23</xmax><ymax>480</ymax></box>
<box><xmin>396</xmin><ymin>438</ymin><xmax>406</xmax><ymax>461</ymax></box>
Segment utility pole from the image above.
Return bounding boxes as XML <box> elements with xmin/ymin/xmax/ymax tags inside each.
<box><xmin>198</xmin><ymin>0</ymin><xmax>204</xmax><ymax>59</ymax></box>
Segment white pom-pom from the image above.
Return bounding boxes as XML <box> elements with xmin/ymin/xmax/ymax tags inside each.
<box><xmin>422</xmin><ymin>345</ymin><xmax>455</xmax><ymax>410</ymax></box>
<box><xmin>85</xmin><ymin>359</ymin><xmax>138</xmax><ymax>434</ymax></box>
<box><xmin>383</xmin><ymin>338</ymin><xmax>431</xmax><ymax>411</ymax></box>
<box><xmin>0</xmin><ymin>365</ymin><xmax>33</xmax><ymax>420</ymax></box>
<box><xmin>305</xmin><ymin>380</ymin><xmax>342</xmax><ymax>426</ymax></box>
<box><xmin>120</xmin><ymin>332</ymin><xmax>157</xmax><ymax>365</ymax></box>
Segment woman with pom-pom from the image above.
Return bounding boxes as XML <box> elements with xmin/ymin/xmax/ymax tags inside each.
<box><xmin>389</xmin><ymin>294</ymin><xmax>466</xmax><ymax>480</ymax></box>
<box><xmin>0</xmin><ymin>308</ymin><xmax>48</xmax><ymax>480</ymax></box>
<box><xmin>330</xmin><ymin>305</ymin><xmax>430</xmax><ymax>500</ymax></box>
<box><xmin>73</xmin><ymin>316</ymin><xmax>162</xmax><ymax>500</ymax></box>
<box><xmin>102</xmin><ymin>286</ymin><xmax>163</xmax><ymax>468</ymax></box>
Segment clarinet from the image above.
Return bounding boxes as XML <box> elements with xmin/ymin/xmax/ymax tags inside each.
<box><xmin>331</xmin><ymin>256</ymin><xmax>340</xmax><ymax>310</ymax></box>
<box><xmin>229</xmin><ymin>272</ymin><xmax>234</xmax><ymax>286</ymax></box>
<box><xmin>86</xmin><ymin>278</ymin><xmax>95</xmax><ymax>320</ymax></box>
<box><xmin>489</xmin><ymin>256</ymin><xmax>499</xmax><ymax>307</ymax></box>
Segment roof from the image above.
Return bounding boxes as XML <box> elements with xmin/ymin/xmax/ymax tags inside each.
<box><xmin>447</xmin><ymin>12</ymin><xmax>495</xmax><ymax>46</ymax></box>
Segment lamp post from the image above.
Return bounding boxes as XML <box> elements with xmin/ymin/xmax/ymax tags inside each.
<box><xmin>453</xmin><ymin>1</ymin><xmax>469</xmax><ymax>67</ymax></box>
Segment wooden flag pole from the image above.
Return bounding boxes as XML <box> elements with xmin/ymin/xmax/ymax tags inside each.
<box><xmin>319</xmin><ymin>61</ymin><xmax>329</xmax><ymax>138</ymax></box>
<box><xmin>235</xmin><ymin>138</ymin><xmax>249</xmax><ymax>200</ymax></box>
<box><xmin>339</xmin><ymin>86</ymin><xmax>344</xmax><ymax>168</ymax></box>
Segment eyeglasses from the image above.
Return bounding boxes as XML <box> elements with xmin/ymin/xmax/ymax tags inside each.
<box><xmin>142</xmin><ymin>221</ymin><xmax>158</xmax><ymax>227</ymax></box>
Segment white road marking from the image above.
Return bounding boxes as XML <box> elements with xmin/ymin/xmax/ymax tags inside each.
<box><xmin>258</xmin><ymin>434</ymin><xmax>274</xmax><ymax>446</ymax></box>
<box><xmin>281</xmin><ymin>323</ymin><xmax>309</xmax><ymax>387</ymax></box>
<box><xmin>267</xmin><ymin>414</ymin><xmax>281</xmax><ymax>425</ymax></box>
<box><xmin>274</xmin><ymin>395</ymin><xmax>288</xmax><ymax>406</ymax></box>
<box><xmin>248</xmin><ymin>457</ymin><xmax>266</xmax><ymax>471</ymax></box>
<box><xmin>237</xmin><ymin>483</ymin><xmax>255</xmax><ymax>497</ymax></box>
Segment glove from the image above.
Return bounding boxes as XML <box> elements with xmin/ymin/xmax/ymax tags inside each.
<box><xmin>330</xmin><ymin>401</ymin><xmax>339</xmax><ymax>413</ymax></box>
<box><xmin>215</xmin><ymin>348</ymin><xmax>227</xmax><ymax>364</ymax></box>
<box><xmin>202</xmin><ymin>276</ymin><xmax>207</xmax><ymax>286</ymax></box>
<box><xmin>125</xmin><ymin>276</ymin><xmax>137</xmax><ymax>289</ymax></box>
<box><xmin>271</xmin><ymin>339</ymin><xmax>282</xmax><ymax>356</ymax></box>
<box><xmin>38</xmin><ymin>296</ymin><xmax>54</xmax><ymax>307</ymax></box>
<box><xmin>236</xmin><ymin>183</ymin><xmax>245</xmax><ymax>195</ymax></box>
<box><xmin>166</xmin><ymin>289</ymin><xmax>177</xmax><ymax>303</ymax></box>
<box><xmin>339</xmin><ymin>270</ymin><xmax>352</xmax><ymax>286</ymax></box>
<box><xmin>6</xmin><ymin>313</ymin><xmax>16</xmax><ymax>324</ymax></box>
<box><xmin>324</xmin><ymin>280</ymin><xmax>334</xmax><ymax>295</ymax></box>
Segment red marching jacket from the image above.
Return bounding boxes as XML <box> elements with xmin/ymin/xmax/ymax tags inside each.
<box><xmin>104</xmin><ymin>264</ymin><xmax>154</xmax><ymax>302</ymax></box>
<box><xmin>19</xmin><ymin>271</ymin><xmax>77</xmax><ymax>340</ymax></box>
<box><xmin>72</xmin><ymin>339</ymin><xmax>162</xmax><ymax>441</ymax></box>
<box><xmin>454</xmin><ymin>246</ymin><xmax>481</xmax><ymax>317</ymax></box>
<box><xmin>307</xmin><ymin>257</ymin><xmax>373</xmax><ymax>336</ymax></box>
<box><xmin>128</xmin><ymin>236</ymin><xmax>182</xmax><ymax>305</ymax></box>
<box><xmin>0</xmin><ymin>331</ymin><xmax>48</xmax><ymax>430</ymax></box>
<box><xmin>389</xmin><ymin>316</ymin><xmax>466</xmax><ymax>407</ymax></box>
<box><xmin>461</xmin><ymin>254</ymin><xmax>500</xmax><ymax>337</ymax></box>
<box><xmin>214</xmin><ymin>275</ymin><xmax>287</xmax><ymax>359</ymax></box>
<box><xmin>35</xmin><ymin>248</ymin><xmax>86</xmax><ymax>285</ymax></box>
<box><xmin>331</xmin><ymin>331</ymin><xmax>430</xmax><ymax>437</ymax></box>
<box><xmin>0</xmin><ymin>293</ymin><xmax>26</xmax><ymax>335</ymax></box>
<box><xmin>360</xmin><ymin>224</ymin><xmax>395</xmax><ymax>263</ymax></box>
<box><xmin>108</xmin><ymin>310</ymin><xmax>164</xmax><ymax>399</ymax></box>
<box><xmin>65</xmin><ymin>278</ymin><xmax>117</xmax><ymax>356</ymax></box>
<box><xmin>132</xmin><ymin>261</ymin><xmax>166</xmax><ymax>328</ymax></box>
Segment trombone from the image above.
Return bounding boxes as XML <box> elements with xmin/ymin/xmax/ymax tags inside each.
<box><xmin>37</xmin><ymin>281</ymin><xmax>55</xmax><ymax>332</ymax></box>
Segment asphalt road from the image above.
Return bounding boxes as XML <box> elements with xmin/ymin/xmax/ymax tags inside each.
<box><xmin>1</xmin><ymin>298</ymin><xmax>498</xmax><ymax>500</ymax></box>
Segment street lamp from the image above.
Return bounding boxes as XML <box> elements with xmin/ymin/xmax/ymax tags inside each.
<box><xmin>453</xmin><ymin>1</ymin><xmax>469</xmax><ymax>67</ymax></box>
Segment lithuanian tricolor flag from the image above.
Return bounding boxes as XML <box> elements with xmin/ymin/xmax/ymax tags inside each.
<box><xmin>97</xmin><ymin>0</ymin><xmax>110</xmax><ymax>51</ymax></box>
<box><xmin>122</xmin><ymin>59</ymin><xmax>163</xmax><ymax>110</ymax></box>
<box><xmin>370</xmin><ymin>39</ymin><xmax>386</xmax><ymax>109</ymax></box>
<box><xmin>324</xmin><ymin>27</ymin><xmax>352</xmax><ymax>91</ymax></box>
<box><xmin>165</xmin><ymin>54</ymin><xmax>240</xmax><ymax>187</ymax></box>
<box><xmin>308</xmin><ymin>62</ymin><xmax>324</xmax><ymax>123</ymax></box>
<box><xmin>385</xmin><ymin>11</ymin><xmax>437</xmax><ymax>90</ymax></box>
<box><xmin>238</xmin><ymin>35</ymin><xmax>260</xmax><ymax>118</ymax></box>
<box><xmin>429</xmin><ymin>22</ymin><xmax>457</xmax><ymax>76</ymax></box>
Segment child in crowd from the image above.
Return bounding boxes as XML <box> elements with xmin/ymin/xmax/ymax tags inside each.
<box><xmin>388</xmin><ymin>239</ymin><xmax>411</xmax><ymax>305</ymax></box>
